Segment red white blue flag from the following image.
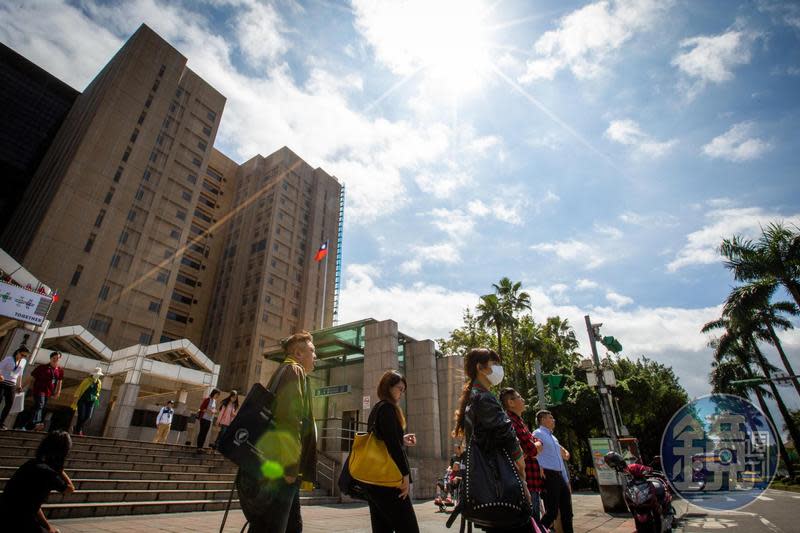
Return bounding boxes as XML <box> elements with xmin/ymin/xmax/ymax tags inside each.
<box><xmin>314</xmin><ymin>241</ymin><xmax>329</xmax><ymax>262</ymax></box>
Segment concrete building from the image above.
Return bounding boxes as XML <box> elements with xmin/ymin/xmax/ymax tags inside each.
<box><xmin>0</xmin><ymin>24</ymin><xmax>342</xmax><ymax>400</ymax></box>
<box><xmin>265</xmin><ymin>319</ymin><xmax>465</xmax><ymax>499</ymax></box>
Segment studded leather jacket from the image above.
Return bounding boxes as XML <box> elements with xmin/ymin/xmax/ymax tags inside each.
<box><xmin>464</xmin><ymin>382</ymin><xmax>523</xmax><ymax>461</ymax></box>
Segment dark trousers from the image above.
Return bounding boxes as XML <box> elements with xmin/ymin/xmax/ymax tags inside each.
<box><xmin>214</xmin><ymin>424</ymin><xmax>229</xmax><ymax>448</ymax></box>
<box><xmin>0</xmin><ymin>383</ymin><xmax>14</xmax><ymax>427</ymax></box>
<box><xmin>366</xmin><ymin>485</ymin><xmax>420</xmax><ymax>533</ymax></box>
<box><xmin>74</xmin><ymin>400</ymin><xmax>94</xmax><ymax>434</ymax></box>
<box><xmin>541</xmin><ymin>469</ymin><xmax>573</xmax><ymax>533</ymax></box>
<box><xmin>26</xmin><ymin>394</ymin><xmax>48</xmax><ymax>429</ymax></box>
<box><xmin>245</xmin><ymin>479</ymin><xmax>301</xmax><ymax>533</ymax></box>
<box><xmin>197</xmin><ymin>418</ymin><xmax>211</xmax><ymax>448</ymax></box>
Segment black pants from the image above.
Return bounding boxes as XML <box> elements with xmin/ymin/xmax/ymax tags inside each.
<box><xmin>0</xmin><ymin>383</ymin><xmax>14</xmax><ymax>427</ymax></box>
<box><xmin>366</xmin><ymin>485</ymin><xmax>420</xmax><ymax>533</ymax></box>
<box><xmin>197</xmin><ymin>418</ymin><xmax>211</xmax><ymax>448</ymax></box>
<box><xmin>74</xmin><ymin>399</ymin><xmax>94</xmax><ymax>434</ymax></box>
<box><xmin>241</xmin><ymin>477</ymin><xmax>301</xmax><ymax>533</ymax></box>
<box><xmin>541</xmin><ymin>469</ymin><xmax>573</xmax><ymax>533</ymax></box>
<box><xmin>26</xmin><ymin>394</ymin><xmax>48</xmax><ymax>430</ymax></box>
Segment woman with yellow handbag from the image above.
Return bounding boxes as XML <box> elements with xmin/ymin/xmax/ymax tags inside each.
<box><xmin>350</xmin><ymin>370</ymin><xmax>419</xmax><ymax>532</ymax></box>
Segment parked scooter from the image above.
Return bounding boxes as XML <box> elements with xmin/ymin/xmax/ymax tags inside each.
<box><xmin>604</xmin><ymin>451</ymin><xmax>676</xmax><ymax>533</ymax></box>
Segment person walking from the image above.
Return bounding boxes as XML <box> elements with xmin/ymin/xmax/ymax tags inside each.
<box><xmin>362</xmin><ymin>370</ymin><xmax>419</xmax><ymax>533</ymax></box>
<box><xmin>452</xmin><ymin>348</ymin><xmax>532</xmax><ymax>533</ymax></box>
<box><xmin>153</xmin><ymin>400</ymin><xmax>175</xmax><ymax>443</ymax></box>
<box><xmin>23</xmin><ymin>351</ymin><xmax>63</xmax><ymax>431</ymax></box>
<box><xmin>237</xmin><ymin>331</ymin><xmax>317</xmax><ymax>533</ymax></box>
<box><xmin>0</xmin><ymin>430</ymin><xmax>75</xmax><ymax>532</ymax></box>
<box><xmin>196</xmin><ymin>389</ymin><xmax>219</xmax><ymax>450</ymax></box>
<box><xmin>0</xmin><ymin>347</ymin><xmax>29</xmax><ymax>430</ymax></box>
<box><xmin>213</xmin><ymin>390</ymin><xmax>238</xmax><ymax>449</ymax></box>
<box><xmin>533</xmin><ymin>410</ymin><xmax>573</xmax><ymax>533</ymax></box>
<box><xmin>71</xmin><ymin>367</ymin><xmax>103</xmax><ymax>435</ymax></box>
<box><xmin>500</xmin><ymin>388</ymin><xmax>545</xmax><ymax>524</ymax></box>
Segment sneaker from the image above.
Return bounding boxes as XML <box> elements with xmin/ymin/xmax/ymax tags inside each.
<box><xmin>34</xmin><ymin>423</ymin><xmax>45</xmax><ymax>432</ymax></box>
<box><xmin>0</xmin><ymin>425</ymin><xmax>7</xmax><ymax>430</ymax></box>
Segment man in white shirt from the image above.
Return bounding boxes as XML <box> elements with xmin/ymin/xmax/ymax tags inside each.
<box><xmin>0</xmin><ymin>347</ymin><xmax>29</xmax><ymax>430</ymax></box>
<box><xmin>153</xmin><ymin>400</ymin><xmax>175</xmax><ymax>443</ymax></box>
<box><xmin>533</xmin><ymin>409</ymin><xmax>574</xmax><ymax>533</ymax></box>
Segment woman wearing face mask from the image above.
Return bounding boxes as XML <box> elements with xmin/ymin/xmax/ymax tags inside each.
<box><xmin>453</xmin><ymin>348</ymin><xmax>533</xmax><ymax>532</ymax></box>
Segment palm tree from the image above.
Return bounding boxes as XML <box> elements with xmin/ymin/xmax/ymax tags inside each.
<box><xmin>720</xmin><ymin>222</ymin><xmax>800</xmax><ymax>307</ymax></box>
<box><xmin>492</xmin><ymin>277</ymin><xmax>531</xmax><ymax>386</ymax></box>
<box><xmin>709</xmin><ymin>338</ymin><xmax>793</xmax><ymax>470</ymax></box>
<box><xmin>726</xmin><ymin>282</ymin><xmax>800</xmax><ymax>398</ymax></box>
<box><xmin>702</xmin><ymin>315</ymin><xmax>800</xmax><ymax>451</ymax></box>
<box><xmin>476</xmin><ymin>294</ymin><xmax>508</xmax><ymax>359</ymax></box>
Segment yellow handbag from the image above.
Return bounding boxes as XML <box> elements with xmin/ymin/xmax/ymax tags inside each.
<box><xmin>348</xmin><ymin>431</ymin><xmax>404</xmax><ymax>488</ymax></box>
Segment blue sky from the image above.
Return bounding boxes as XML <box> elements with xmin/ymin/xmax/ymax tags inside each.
<box><xmin>2</xmin><ymin>0</ymin><xmax>799</xmax><ymax>404</ymax></box>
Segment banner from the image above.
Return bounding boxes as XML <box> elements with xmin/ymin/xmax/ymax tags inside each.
<box><xmin>589</xmin><ymin>437</ymin><xmax>619</xmax><ymax>486</ymax></box>
<box><xmin>0</xmin><ymin>281</ymin><xmax>53</xmax><ymax>326</ymax></box>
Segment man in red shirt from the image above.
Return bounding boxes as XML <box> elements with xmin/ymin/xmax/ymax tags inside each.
<box><xmin>23</xmin><ymin>352</ymin><xmax>64</xmax><ymax>431</ymax></box>
<box><xmin>500</xmin><ymin>387</ymin><xmax>545</xmax><ymax>523</ymax></box>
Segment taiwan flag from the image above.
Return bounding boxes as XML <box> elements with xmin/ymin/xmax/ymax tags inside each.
<box><xmin>314</xmin><ymin>241</ymin><xmax>329</xmax><ymax>262</ymax></box>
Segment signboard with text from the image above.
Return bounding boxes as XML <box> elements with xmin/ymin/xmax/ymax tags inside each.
<box><xmin>589</xmin><ymin>437</ymin><xmax>619</xmax><ymax>486</ymax></box>
<box><xmin>0</xmin><ymin>281</ymin><xmax>53</xmax><ymax>326</ymax></box>
<box><xmin>314</xmin><ymin>385</ymin><xmax>351</xmax><ymax>397</ymax></box>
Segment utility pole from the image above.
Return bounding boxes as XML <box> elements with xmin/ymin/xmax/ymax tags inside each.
<box><xmin>534</xmin><ymin>358</ymin><xmax>546</xmax><ymax>410</ymax></box>
<box><xmin>585</xmin><ymin>315</ymin><xmax>619</xmax><ymax>450</ymax></box>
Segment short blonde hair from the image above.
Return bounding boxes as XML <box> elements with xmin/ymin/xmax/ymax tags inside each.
<box><xmin>283</xmin><ymin>331</ymin><xmax>313</xmax><ymax>356</ymax></box>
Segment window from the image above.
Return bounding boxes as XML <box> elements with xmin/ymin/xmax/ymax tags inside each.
<box><xmin>189</xmin><ymin>224</ymin><xmax>204</xmax><ymax>236</ymax></box>
<box><xmin>176</xmin><ymin>273</ymin><xmax>197</xmax><ymax>287</ymax></box>
<box><xmin>84</xmin><ymin>233</ymin><xmax>96</xmax><ymax>253</ymax></box>
<box><xmin>149</xmin><ymin>151</ymin><xmax>157</xmax><ymax>162</ymax></box>
<box><xmin>156</xmin><ymin>271</ymin><xmax>169</xmax><ymax>284</ymax></box>
<box><xmin>113</xmin><ymin>166</ymin><xmax>123</xmax><ymax>182</ymax></box>
<box><xmin>175</xmin><ymin>87</ymin><xmax>183</xmax><ymax>98</ymax></box>
<box><xmin>127</xmin><ymin>209</ymin><xmax>136</xmax><ymax>221</ymax></box>
<box><xmin>145</xmin><ymin>95</ymin><xmax>152</xmax><ymax>108</ymax></box>
<box><xmin>188</xmin><ymin>242</ymin><xmax>204</xmax><ymax>255</ymax></box>
<box><xmin>197</xmin><ymin>141</ymin><xmax>207</xmax><ymax>151</ymax></box>
<box><xmin>122</xmin><ymin>148</ymin><xmax>131</xmax><ymax>162</ymax></box>
<box><xmin>164</xmin><ymin>249</ymin><xmax>174</xmax><ymax>259</ymax></box>
<box><xmin>176</xmin><ymin>210</ymin><xmax>187</xmax><ymax>221</ymax></box>
<box><xmin>207</xmin><ymin>110</ymin><xmax>217</xmax><ymax>122</ymax></box>
<box><xmin>160</xmin><ymin>334</ymin><xmax>176</xmax><ymax>343</ymax></box>
<box><xmin>192</xmin><ymin>157</ymin><xmax>202</xmax><ymax>167</ymax></box>
<box><xmin>170</xmin><ymin>229</ymin><xmax>181</xmax><ymax>240</ymax></box>
<box><xmin>158</xmin><ymin>64</ymin><xmax>166</xmax><ymax>77</ymax></box>
<box><xmin>251</xmin><ymin>239</ymin><xmax>267</xmax><ymax>254</ymax></box>
<box><xmin>181</xmin><ymin>257</ymin><xmax>201</xmax><ymax>270</ymax></box>
<box><xmin>55</xmin><ymin>300</ymin><xmax>70</xmax><ymax>322</ymax></box>
<box><xmin>98</xmin><ymin>285</ymin><xmax>109</xmax><ymax>301</ymax></box>
<box><xmin>70</xmin><ymin>265</ymin><xmax>83</xmax><ymax>286</ymax></box>
<box><xmin>104</xmin><ymin>188</ymin><xmax>115</xmax><ymax>205</ymax></box>
<box><xmin>119</xmin><ymin>231</ymin><xmax>129</xmax><ymax>244</ymax></box>
<box><xmin>172</xmin><ymin>291</ymin><xmax>192</xmax><ymax>305</ymax></box>
<box><xmin>151</xmin><ymin>79</ymin><xmax>160</xmax><ymax>92</ymax></box>
<box><xmin>193</xmin><ymin>209</ymin><xmax>212</xmax><ymax>223</ymax></box>
<box><xmin>110</xmin><ymin>254</ymin><xmax>120</xmax><ymax>268</ymax></box>
<box><xmin>202</xmin><ymin>126</ymin><xmax>212</xmax><ymax>136</ymax></box>
<box><xmin>94</xmin><ymin>209</ymin><xmax>106</xmax><ymax>228</ymax></box>
<box><xmin>181</xmin><ymin>190</ymin><xmax>192</xmax><ymax>202</ymax></box>
<box><xmin>187</xmin><ymin>174</ymin><xmax>197</xmax><ymax>184</ymax></box>
<box><xmin>148</xmin><ymin>301</ymin><xmax>161</xmax><ymax>313</ymax></box>
<box><xmin>166</xmin><ymin>311</ymin><xmax>188</xmax><ymax>324</ymax></box>
<box><xmin>139</xmin><ymin>331</ymin><xmax>153</xmax><ymax>344</ymax></box>
<box><xmin>130</xmin><ymin>129</ymin><xmax>139</xmax><ymax>143</ymax></box>
<box><xmin>135</xmin><ymin>188</ymin><xmax>144</xmax><ymax>201</ymax></box>
<box><xmin>88</xmin><ymin>315</ymin><xmax>112</xmax><ymax>334</ymax></box>
<box><xmin>143</xmin><ymin>169</ymin><xmax>151</xmax><ymax>181</ymax></box>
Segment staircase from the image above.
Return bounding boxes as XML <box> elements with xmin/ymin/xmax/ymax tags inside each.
<box><xmin>0</xmin><ymin>429</ymin><xmax>337</xmax><ymax>519</ymax></box>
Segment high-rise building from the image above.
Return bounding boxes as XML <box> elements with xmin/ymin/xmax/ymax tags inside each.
<box><xmin>201</xmin><ymin>147</ymin><xmax>341</xmax><ymax>391</ymax></box>
<box><xmin>1</xmin><ymin>24</ymin><xmax>342</xmax><ymax>392</ymax></box>
<box><xmin>0</xmin><ymin>43</ymin><xmax>79</xmax><ymax>241</ymax></box>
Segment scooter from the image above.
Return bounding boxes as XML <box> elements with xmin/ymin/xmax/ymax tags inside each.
<box><xmin>605</xmin><ymin>451</ymin><xmax>675</xmax><ymax>533</ymax></box>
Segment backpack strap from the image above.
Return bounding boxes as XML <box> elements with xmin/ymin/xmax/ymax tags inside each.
<box><xmin>446</xmin><ymin>502</ymin><xmax>463</xmax><ymax>528</ymax></box>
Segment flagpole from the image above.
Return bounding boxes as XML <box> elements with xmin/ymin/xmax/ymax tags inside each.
<box><xmin>320</xmin><ymin>248</ymin><xmax>328</xmax><ymax>328</ymax></box>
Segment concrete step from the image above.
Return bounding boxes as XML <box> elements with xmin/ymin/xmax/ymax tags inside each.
<box><xmin>0</xmin><ymin>443</ymin><xmax>223</xmax><ymax>465</ymax></box>
<box><xmin>0</xmin><ymin>476</ymin><xmax>236</xmax><ymax>492</ymax></box>
<box><xmin>0</xmin><ymin>454</ymin><xmax>236</xmax><ymax>473</ymax></box>
<box><xmin>0</xmin><ymin>429</ymin><xmax>201</xmax><ymax>453</ymax></box>
<box><xmin>49</xmin><ymin>488</ymin><xmax>235</xmax><ymax>504</ymax></box>
<box><xmin>43</xmin><ymin>499</ymin><xmax>242</xmax><ymax>519</ymax></box>
<box><xmin>0</xmin><ymin>465</ymin><xmax>236</xmax><ymax>482</ymax></box>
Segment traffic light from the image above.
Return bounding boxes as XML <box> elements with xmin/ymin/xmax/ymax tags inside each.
<box><xmin>544</xmin><ymin>374</ymin><xmax>568</xmax><ymax>405</ymax></box>
<box><xmin>600</xmin><ymin>335</ymin><xmax>623</xmax><ymax>354</ymax></box>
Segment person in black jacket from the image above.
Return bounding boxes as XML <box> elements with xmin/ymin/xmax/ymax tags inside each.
<box><xmin>363</xmin><ymin>370</ymin><xmax>419</xmax><ymax>533</ymax></box>
<box><xmin>0</xmin><ymin>430</ymin><xmax>75</xmax><ymax>532</ymax></box>
<box><xmin>452</xmin><ymin>348</ymin><xmax>532</xmax><ymax>532</ymax></box>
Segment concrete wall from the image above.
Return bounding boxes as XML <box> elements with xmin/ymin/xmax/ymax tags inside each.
<box><xmin>437</xmin><ymin>354</ymin><xmax>465</xmax><ymax>457</ymax></box>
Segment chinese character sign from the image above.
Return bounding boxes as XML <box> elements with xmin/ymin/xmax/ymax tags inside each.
<box><xmin>660</xmin><ymin>394</ymin><xmax>778</xmax><ymax>511</ymax></box>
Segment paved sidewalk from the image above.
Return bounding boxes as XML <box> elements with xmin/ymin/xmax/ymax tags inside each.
<box><xmin>52</xmin><ymin>493</ymin><xmax>634</xmax><ymax>532</ymax></box>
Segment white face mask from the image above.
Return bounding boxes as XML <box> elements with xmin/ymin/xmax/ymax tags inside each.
<box><xmin>485</xmin><ymin>364</ymin><xmax>505</xmax><ymax>386</ymax></box>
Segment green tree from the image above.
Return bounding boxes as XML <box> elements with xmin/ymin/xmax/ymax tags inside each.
<box><xmin>476</xmin><ymin>293</ymin><xmax>509</xmax><ymax>358</ymax></box>
<box><xmin>436</xmin><ymin>308</ymin><xmax>494</xmax><ymax>357</ymax></box>
<box><xmin>492</xmin><ymin>277</ymin><xmax>532</xmax><ymax>386</ymax></box>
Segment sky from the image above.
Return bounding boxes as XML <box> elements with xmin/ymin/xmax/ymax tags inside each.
<box><xmin>2</xmin><ymin>0</ymin><xmax>799</xmax><ymax>407</ymax></box>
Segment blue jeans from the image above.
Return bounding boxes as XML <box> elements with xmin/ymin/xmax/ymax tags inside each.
<box><xmin>531</xmin><ymin>491</ymin><xmax>541</xmax><ymax>523</ymax></box>
<box><xmin>75</xmin><ymin>400</ymin><xmax>95</xmax><ymax>434</ymax></box>
<box><xmin>27</xmin><ymin>394</ymin><xmax>48</xmax><ymax>429</ymax></box>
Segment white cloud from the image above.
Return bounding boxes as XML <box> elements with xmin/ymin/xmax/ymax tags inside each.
<box><xmin>412</xmin><ymin>242</ymin><xmax>461</xmax><ymax>265</ymax></box>
<box><xmin>606</xmin><ymin>291</ymin><xmax>634</xmax><ymax>308</ymax></box>
<box><xmin>235</xmin><ymin>1</ymin><xmax>289</xmax><ymax>67</ymax></box>
<box><xmin>702</xmin><ymin>122</ymin><xmax>772</xmax><ymax>162</ymax></box>
<box><xmin>414</xmin><ymin>169</ymin><xmax>473</xmax><ymax>198</ymax></box>
<box><xmin>399</xmin><ymin>259</ymin><xmax>422</xmax><ymax>275</ymax></box>
<box><xmin>530</xmin><ymin>239</ymin><xmax>607</xmax><ymax>269</ymax></box>
<box><xmin>550</xmin><ymin>283</ymin><xmax>569</xmax><ymax>295</ymax></box>
<box><xmin>672</xmin><ymin>29</ymin><xmax>759</xmax><ymax>99</ymax></box>
<box><xmin>338</xmin><ymin>264</ymin><xmax>478</xmax><ymax>339</ymax></box>
<box><xmin>576</xmin><ymin>279</ymin><xmax>600</xmax><ymax>290</ymax></box>
<box><xmin>467</xmin><ymin>200</ymin><xmax>491</xmax><ymax>217</ymax></box>
<box><xmin>619</xmin><ymin>211</ymin><xmax>679</xmax><ymax>227</ymax></box>
<box><xmin>667</xmin><ymin>206</ymin><xmax>800</xmax><ymax>272</ymax></box>
<box><xmin>520</xmin><ymin>0</ymin><xmax>670</xmax><ymax>83</ymax></box>
<box><xmin>605</xmin><ymin>119</ymin><xmax>677</xmax><ymax>158</ymax></box>
<box><xmin>594</xmin><ymin>223</ymin><xmax>624</xmax><ymax>239</ymax></box>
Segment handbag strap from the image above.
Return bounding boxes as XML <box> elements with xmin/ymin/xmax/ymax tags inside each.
<box><xmin>265</xmin><ymin>362</ymin><xmax>292</xmax><ymax>396</ymax></box>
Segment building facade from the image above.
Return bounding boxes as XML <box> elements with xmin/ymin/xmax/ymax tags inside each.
<box><xmin>1</xmin><ymin>25</ymin><xmax>342</xmax><ymax>395</ymax></box>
